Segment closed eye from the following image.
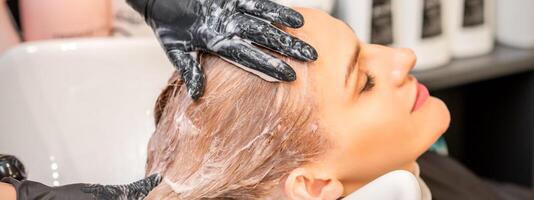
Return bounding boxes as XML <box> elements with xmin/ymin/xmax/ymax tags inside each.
<box><xmin>361</xmin><ymin>72</ymin><xmax>375</xmax><ymax>93</ymax></box>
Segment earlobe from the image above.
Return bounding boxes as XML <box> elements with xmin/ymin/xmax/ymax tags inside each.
<box><xmin>284</xmin><ymin>168</ymin><xmax>344</xmax><ymax>200</ymax></box>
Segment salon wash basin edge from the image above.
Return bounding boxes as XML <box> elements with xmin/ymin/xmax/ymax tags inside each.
<box><xmin>0</xmin><ymin>38</ymin><xmax>173</xmax><ymax>185</ymax></box>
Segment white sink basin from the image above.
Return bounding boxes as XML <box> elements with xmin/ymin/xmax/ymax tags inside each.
<box><xmin>0</xmin><ymin>38</ymin><xmax>173</xmax><ymax>185</ymax></box>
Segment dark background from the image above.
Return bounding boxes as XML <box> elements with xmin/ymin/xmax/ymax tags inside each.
<box><xmin>435</xmin><ymin>71</ymin><xmax>533</xmax><ymax>187</ymax></box>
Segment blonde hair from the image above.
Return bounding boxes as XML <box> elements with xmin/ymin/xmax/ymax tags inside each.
<box><xmin>145</xmin><ymin>54</ymin><xmax>329</xmax><ymax>199</ymax></box>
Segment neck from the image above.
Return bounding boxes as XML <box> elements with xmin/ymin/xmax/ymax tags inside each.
<box><xmin>341</xmin><ymin>180</ymin><xmax>370</xmax><ymax>196</ymax></box>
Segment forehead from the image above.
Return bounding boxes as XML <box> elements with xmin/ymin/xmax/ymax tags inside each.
<box><xmin>286</xmin><ymin>8</ymin><xmax>359</xmax><ymax>101</ymax></box>
<box><xmin>288</xmin><ymin>8</ymin><xmax>358</xmax><ymax>55</ymax></box>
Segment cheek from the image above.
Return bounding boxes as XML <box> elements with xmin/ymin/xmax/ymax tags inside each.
<box><xmin>332</xmin><ymin>98</ymin><xmax>419</xmax><ymax>181</ymax></box>
<box><xmin>352</xmin><ymin>92</ymin><xmax>415</xmax><ymax>142</ymax></box>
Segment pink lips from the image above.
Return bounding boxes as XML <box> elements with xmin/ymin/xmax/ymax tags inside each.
<box><xmin>411</xmin><ymin>82</ymin><xmax>429</xmax><ymax>112</ymax></box>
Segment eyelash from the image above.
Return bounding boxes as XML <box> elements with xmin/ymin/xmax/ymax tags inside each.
<box><xmin>361</xmin><ymin>72</ymin><xmax>376</xmax><ymax>93</ymax></box>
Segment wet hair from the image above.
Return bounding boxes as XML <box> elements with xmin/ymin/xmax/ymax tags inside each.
<box><xmin>144</xmin><ymin>54</ymin><xmax>329</xmax><ymax>199</ymax></box>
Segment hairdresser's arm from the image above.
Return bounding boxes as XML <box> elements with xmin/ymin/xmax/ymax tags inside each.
<box><xmin>0</xmin><ymin>174</ymin><xmax>161</xmax><ymax>200</ymax></box>
<box><xmin>126</xmin><ymin>0</ymin><xmax>317</xmax><ymax>99</ymax></box>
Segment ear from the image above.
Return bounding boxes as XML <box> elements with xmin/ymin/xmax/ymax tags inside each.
<box><xmin>284</xmin><ymin>168</ymin><xmax>343</xmax><ymax>200</ymax></box>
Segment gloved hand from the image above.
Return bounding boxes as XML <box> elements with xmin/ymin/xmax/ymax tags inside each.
<box><xmin>127</xmin><ymin>0</ymin><xmax>317</xmax><ymax>99</ymax></box>
<box><xmin>1</xmin><ymin>174</ymin><xmax>162</xmax><ymax>200</ymax></box>
<box><xmin>0</xmin><ymin>154</ymin><xmax>27</xmax><ymax>181</ymax></box>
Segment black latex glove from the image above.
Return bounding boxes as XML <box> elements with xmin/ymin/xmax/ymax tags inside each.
<box><xmin>1</xmin><ymin>174</ymin><xmax>161</xmax><ymax>200</ymax></box>
<box><xmin>0</xmin><ymin>154</ymin><xmax>27</xmax><ymax>181</ymax></box>
<box><xmin>127</xmin><ymin>0</ymin><xmax>317</xmax><ymax>99</ymax></box>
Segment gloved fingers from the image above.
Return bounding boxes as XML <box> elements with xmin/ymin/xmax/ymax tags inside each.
<box><xmin>80</xmin><ymin>174</ymin><xmax>162</xmax><ymax>200</ymax></box>
<box><xmin>167</xmin><ymin>50</ymin><xmax>205</xmax><ymax>100</ymax></box>
<box><xmin>0</xmin><ymin>154</ymin><xmax>27</xmax><ymax>181</ymax></box>
<box><xmin>237</xmin><ymin>0</ymin><xmax>304</xmax><ymax>28</ymax></box>
<box><xmin>211</xmin><ymin>37</ymin><xmax>296</xmax><ymax>81</ymax></box>
<box><xmin>231</xmin><ymin>14</ymin><xmax>317</xmax><ymax>61</ymax></box>
<box><xmin>124</xmin><ymin>174</ymin><xmax>162</xmax><ymax>197</ymax></box>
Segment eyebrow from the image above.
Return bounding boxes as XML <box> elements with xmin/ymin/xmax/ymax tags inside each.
<box><xmin>344</xmin><ymin>42</ymin><xmax>362</xmax><ymax>87</ymax></box>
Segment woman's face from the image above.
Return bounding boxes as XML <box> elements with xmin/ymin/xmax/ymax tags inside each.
<box><xmin>287</xmin><ymin>8</ymin><xmax>450</xmax><ymax>194</ymax></box>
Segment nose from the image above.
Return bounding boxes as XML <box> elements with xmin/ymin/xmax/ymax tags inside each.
<box><xmin>390</xmin><ymin>48</ymin><xmax>417</xmax><ymax>86</ymax></box>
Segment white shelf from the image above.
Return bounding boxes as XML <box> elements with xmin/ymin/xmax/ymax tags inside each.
<box><xmin>413</xmin><ymin>44</ymin><xmax>534</xmax><ymax>90</ymax></box>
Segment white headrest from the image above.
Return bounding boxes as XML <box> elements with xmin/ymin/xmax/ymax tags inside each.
<box><xmin>343</xmin><ymin>170</ymin><xmax>426</xmax><ymax>200</ymax></box>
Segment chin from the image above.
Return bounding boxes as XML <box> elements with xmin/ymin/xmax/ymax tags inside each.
<box><xmin>428</xmin><ymin>96</ymin><xmax>451</xmax><ymax>136</ymax></box>
<box><xmin>410</xmin><ymin>96</ymin><xmax>451</xmax><ymax>160</ymax></box>
<box><xmin>413</xmin><ymin>96</ymin><xmax>451</xmax><ymax>147</ymax></box>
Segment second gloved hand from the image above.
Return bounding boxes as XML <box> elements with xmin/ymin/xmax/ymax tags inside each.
<box><xmin>127</xmin><ymin>0</ymin><xmax>318</xmax><ymax>99</ymax></box>
<box><xmin>2</xmin><ymin>174</ymin><xmax>162</xmax><ymax>200</ymax></box>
